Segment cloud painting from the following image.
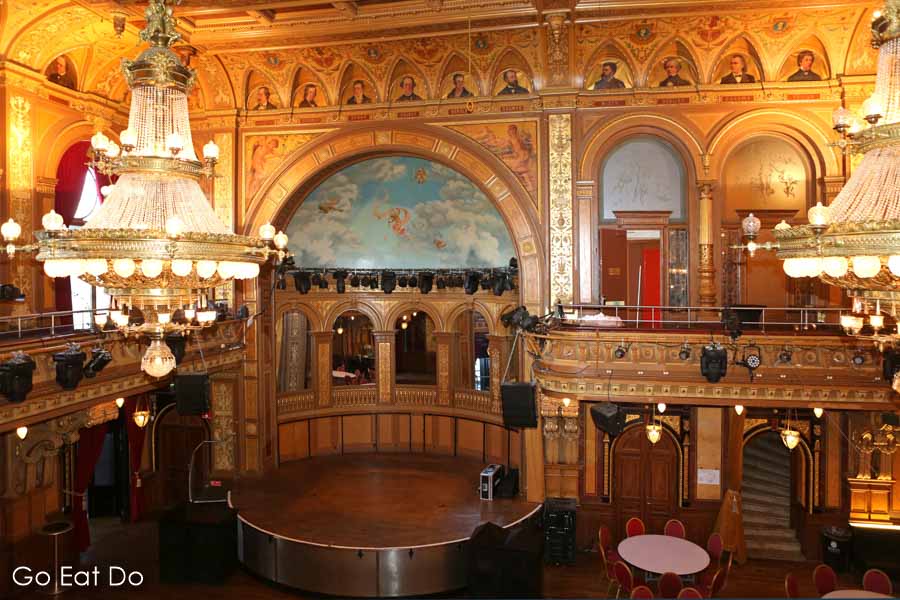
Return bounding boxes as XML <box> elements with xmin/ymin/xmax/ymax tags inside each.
<box><xmin>285</xmin><ymin>156</ymin><xmax>516</xmax><ymax>269</ymax></box>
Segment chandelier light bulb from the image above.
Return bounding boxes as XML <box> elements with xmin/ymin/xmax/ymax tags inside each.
<box><xmin>336</xmin><ymin>326</ymin><xmax>344</xmax><ymax>335</ymax></box>
<box><xmin>832</xmin><ymin>106</ymin><xmax>853</xmax><ymax>129</ymax></box>
<box><xmin>259</xmin><ymin>223</ymin><xmax>276</xmax><ymax>240</ymax></box>
<box><xmin>133</xmin><ymin>410</ymin><xmax>150</xmax><ymax>428</ymax></box>
<box><xmin>861</xmin><ymin>93</ymin><xmax>884</xmax><ymax>121</ymax></box>
<box><xmin>86</xmin><ymin>259</ymin><xmax>108</xmax><ymax>277</ymax></box>
<box><xmin>401</xmin><ymin>321</ymin><xmax>409</xmax><ymax>330</ymax></box>
<box><xmin>813</xmin><ymin>407</ymin><xmax>824</xmax><ymax>419</ymax></box>
<box><xmin>202</xmin><ymin>140</ymin><xmax>220</xmax><ymax>161</ymax></box>
<box><xmin>807</xmin><ymin>202</ymin><xmax>831</xmax><ymax>227</ymax></box>
<box><xmin>66</xmin><ymin>259</ymin><xmax>87</xmax><ymax>278</ymax></box>
<box><xmin>41</xmin><ymin>209</ymin><xmax>65</xmax><ymax>231</ymax></box>
<box><xmin>43</xmin><ymin>259</ymin><xmax>65</xmax><ymax>278</ymax></box>
<box><xmin>140</xmin><ymin>259</ymin><xmax>164</xmax><ymax>279</ymax></box>
<box><xmin>165</xmin><ymin>216</ymin><xmax>185</xmax><ymax>237</ymax></box>
<box><xmin>115</xmin><ymin>397</ymin><xmax>125</xmax><ymax>409</ymax></box>
<box><xmin>184</xmin><ymin>308</ymin><xmax>196</xmax><ymax>321</ymax></box>
<box><xmin>869</xmin><ymin>314</ymin><xmax>885</xmax><ymax>331</ymax></box>
<box><xmin>1</xmin><ymin>218</ymin><xmax>21</xmax><ymax>242</ymax></box>
<box><xmin>734</xmin><ymin>404</ymin><xmax>744</xmax><ymax>416</ymax></box>
<box><xmin>657</xmin><ymin>402</ymin><xmax>666</xmax><ymax>413</ymax></box>
<box><xmin>646</xmin><ymin>424</ymin><xmax>662</xmax><ymax>445</ymax></box>
<box><xmin>157</xmin><ymin>312</ymin><xmax>171</xmax><ymax>325</ymax></box>
<box><xmin>196</xmin><ymin>260</ymin><xmax>217</xmax><ymax>279</ymax></box>
<box><xmin>16</xmin><ymin>426</ymin><xmax>28</xmax><ymax>440</ymax></box>
<box><xmin>782</xmin><ymin>258</ymin><xmax>806</xmax><ymax>279</ymax></box>
<box><xmin>95</xmin><ymin>312</ymin><xmax>108</xmax><ymax>327</ymax></box>
<box><xmin>781</xmin><ymin>428</ymin><xmax>800</xmax><ymax>450</ymax></box>
<box><xmin>91</xmin><ymin>131</ymin><xmax>110</xmax><ymax>152</ymax></box>
<box><xmin>166</xmin><ymin>132</ymin><xmax>184</xmax><ymax>154</ymax></box>
<box><xmin>106</xmin><ymin>142</ymin><xmax>121</xmax><ymax>159</ymax></box>
<box><xmin>120</xmin><ymin>128</ymin><xmax>137</xmax><ymax>149</ymax></box>
<box><xmin>851</xmin><ymin>256</ymin><xmax>882</xmax><ymax>278</ymax></box>
<box><xmin>888</xmin><ymin>255</ymin><xmax>900</xmax><ymax>276</ymax></box>
<box><xmin>217</xmin><ymin>261</ymin><xmax>235</xmax><ymax>279</ymax></box>
<box><xmin>142</xmin><ymin>338</ymin><xmax>176</xmax><ymax>378</ymax></box>
<box><xmin>273</xmin><ymin>231</ymin><xmax>289</xmax><ymax>250</ymax></box>
<box><xmin>773</xmin><ymin>220</ymin><xmax>791</xmax><ymax>231</ymax></box>
<box><xmin>197</xmin><ymin>309</ymin><xmax>217</xmax><ymax>324</ymax></box>
<box><xmin>113</xmin><ymin>258</ymin><xmax>136</xmax><ymax>278</ymax></box>
<box><xmin>822</xmin><ymin>256</ymin><xmax>849</xmax><ymax>278</ymax></box>
<box><xmin>171</xmin><ymin>259</ymin><xmax>193</xmax><ymax>277</ymax></box>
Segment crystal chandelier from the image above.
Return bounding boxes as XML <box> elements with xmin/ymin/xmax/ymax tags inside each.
<box><xmin>737</xmin><ymin>1</ymin><xmax>900</xmax><ymax>328</ymax></box>
<box><xmin>1</xmin><ymin>0</ymin><xmax>289</xmax><ymax>377</ymax></box>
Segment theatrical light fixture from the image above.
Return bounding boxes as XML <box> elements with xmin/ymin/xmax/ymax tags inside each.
<box><xmin>0</xmin><ymin>352</ymin><xmax>36</xmax><ymax>404</ymax></box>
<box><xmin>464</xmin><ymin>272</ymin><xmax>481</xmax><ymax>295</ymax></box>
<box><xmin>657</xmin><ymin>403</ymin><xmax>667</xmax><ymax>414</ymax></box>
<box><xmin>737</xmin><ymin>344</ymin><xmax>762</xmax><ymax>380</ymax></box>
<box><xmin>350</xmin><ymin>274</ymin><xmax>360</xmax><ymax>287</ymax></box>
<box><xmin>782</xmin><ymin>428</ymin><xmax>801</xmax><ymax>450</ymax></box>
<box><xmin>436</xmin><ymin>277</ymin><xmax>446</xmax><ymax>290</ymax></box>
<box><xmin>734</xmin><ymin>404</ymin><xmax>745</xmax><ymax>416</ymax></box>
<box><xmin>369</xmin><ymin>276</ymin><xmax>379</xmax><ymax>290</ymax></box>
<box><xmin>778</xmin><ymin>348</ymin><xmax>793</xmax><ymax>364</ymax></box>
<box><xmin>293</xmin><ymin>272</ymin><xmax>310</xmax><ymax>294</ymax></box>
<box><xmin>333</xmin><ymin>270</ymin><xmax>348</xmax><ymax>293</ymax></box>
<box><xmin>418</xmin><ymin>272</ymin><xmax>434</xmax><ymax>294</ymax></box>
<box><xmin>678</xmin><ymin>344</ymin><xmax>691</xmax><ymax>361</ymax></box>
<box><xmin>311</xmin><ymin>273</ymin><xmax>322</xmax><ymax>287</ymax></box>
<box><xmin>83</xmin><ymin>346</ymin><xmax>113</xmax><ymax>378</ymax></box>
<box><xmin>814</xmin><ymin>407</ymin><xmax>824</xmax><ymax>419</ymax></box>
<box><xmin>115</xmin><ymin>397</ymin><xmax>125</xmax><ymax>409</ymax></box>
<box><xmin>401</xmin><ymin>321</ymin><xmax>409</xmax><ymax>330</ymax></box>
<box><xmin>501</xmin><ymin>306</ymin><xmax>528</xmax><ymax>328</ymax></box>
<box><xmin>381</xmin><ymin>271</ymin><xmax>397</xmax><ymax>294</ymax></box>
<box><xmin>53</xmin><ymin>343</ymin><xmax>87</xmax><ymax>390</ymax></box>
<box><xmin>398</xmin><ymin>275</ymin><xmax>409</xmax><ymax>288</ymax></box>
<box><xmin>360</xmin><ymin>275</ymin><xmax>370</xmax><ymax>287</ymax></box>
<box><xmin>614</xmin><ymin>344</ymin><xmax>629</xmax><ymax>359</ymax></box>
<box><xmin>318</xmin><ymin>275</ymin><xmax>329</xmax><ymax>289</ymax></box>
<box><xmin>16</xmin><ymin>426</ymin><xmax>28</xmax><ymax>440</ymax></box>
<box><xmin>492</xmin><ymin>272</ymin><xmax>511</xmax><ymax>296</ymax></box>
<box><xmin>700</xmin><ymin>343</ymin><xmax>728</xmax><ymax>383</ymax></box>
<box><xmin>408</xmin><ymin>275</ymin><xmax>418</xmax><ymax>289</ymax></box>
<box><xmin>852</xmin><ymin>352</ymin><xmax>866</xmax><ymax>366</ymax></box>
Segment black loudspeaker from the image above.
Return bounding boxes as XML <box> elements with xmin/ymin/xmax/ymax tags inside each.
<box><xmin>175</xmin><ymin>374</ymin><xmax>210</xmax><ymax>416</ymax></box>
<box><xmin>590</xmin><ymin>402</ymin><xmax>625</xmax><ymax>437</ymax></box>
<box><xmin>501</xmin><ymin>383</ymin><xmax>537</xmax><ymax>428</ymax></box>
<box><xmin>497</xmin><ymin>468</ymin><xmax>520</xmax><ymax>498</ymax></box>
<box><xmin>159</xmin><ymin>503</ymin><xmax>237</xmax><ymax>584</ymax></box>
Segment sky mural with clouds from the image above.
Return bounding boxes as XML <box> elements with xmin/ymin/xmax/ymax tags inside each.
<box><xmin>285</xmin><ymin>156</ymin><xmax>516</xmax><ymax>269</ymax></box>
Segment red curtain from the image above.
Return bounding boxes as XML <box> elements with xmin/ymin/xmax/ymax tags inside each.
<box><xmin>124</xmin><ymin>397</ymin><xmax>148</xmax><ymax>522</ymax></box>
<box><xmin>72</xmin><ymin>422</ymin><xmax>108</xmax><ymax>553</ymax></box>
<box><xmin>640</xmin><ymin>248</ymin><xmax>662</xmax><ymax>327</ymax></box>
<box><xmin>54</xmin><ymin>142</ymin><xmax>93</xmax><ymax>313</ymax></box>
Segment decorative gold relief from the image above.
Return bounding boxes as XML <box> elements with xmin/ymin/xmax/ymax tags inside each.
<box><xmin>9</xmin><ymin>96</ymin><xmax>33</xmax><ymax>303</ymax></box>
<box><xmin>211</xmin><ymin>377</ymin><xmax>236</xmax><ymax>472</ymax></box>
<box><xmin>549</xmin><ymin>113</ymin><xmax>574</xmax><ymax>305</ymax></box>
<box><xmin>378</xmin><ymin>341</ymin><xmax>392</xmax><ymax>402</ymax></box>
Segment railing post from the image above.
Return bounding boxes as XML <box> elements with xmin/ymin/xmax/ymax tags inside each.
<box><xmin>50</xmin><ymin>314</ymin><xmax>55</xmax><ymax>337</ymax></box>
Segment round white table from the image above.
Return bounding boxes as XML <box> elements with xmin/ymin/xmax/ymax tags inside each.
<box><xmin>617</xmin><ymin>534</ymin><xmax>710</xmax><ymax>576</ymax></box>
<box><xmin>823</xmin><ymin>591</ymin><xmax>894</xmax><ymax>599</ymax></box>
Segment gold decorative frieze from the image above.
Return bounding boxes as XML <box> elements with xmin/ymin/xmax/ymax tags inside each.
<box><xmin>549</xmin><ymin>113</ymin><xmax>575</xmax><ymax>305</ymax></box>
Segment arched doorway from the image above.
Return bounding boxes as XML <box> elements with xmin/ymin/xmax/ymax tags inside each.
<box><xmin>152</xmin><ymin>405</ymin><xmax>211</xmax><ymax>508</ymax></box>
<box><xmin>742</xmin><ymin>430</ymin><xmax>805</xmax><ymax>561</ymax></box>
<box><xmin>612</xmin><ymin>422</ymin><xmax>680</xmax><ymax>536</ymax></box>
<box><xmin>395</xmin><ymin>310</ymin><xmax>437</xmax><ymax>385</ymax></box>
<box><xmin>332</xmin><ymin>310</ymin><xmax>375</xmax><ymax>385</ymax></box>
<box><xmin>454</xmin><ymin>308</ymin><xmax>491</xmax><ymax>391</ymax></box>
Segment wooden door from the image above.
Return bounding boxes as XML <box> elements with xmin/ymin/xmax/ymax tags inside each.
<box><xmin>613</xmin><ymin>424</ymin><xmax>679</xmax><ymax>538</ymax></box>
<box><xmin>600</xmin><ymin>229</ymin><xmax>628</xmax><ymax>303</ymax></box>
<box><xmin>155</xmin><ymin>409</ymin><xmax>209</xmax><ymax>508</ymax></box>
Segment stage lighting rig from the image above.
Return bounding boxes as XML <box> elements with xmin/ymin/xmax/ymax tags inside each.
<box><xmin>333</xmin><ymin>270</ymin><xmax>347</xmax><ymax>293</ymax></box>
<box><xmin>736</xmin><ymin>344</ymin><xmax>762</xmax><ymax>381</ymax></box>
<box><xmin>613</xmin><ymin>344</ymin><xmax>630</xmax><ymax>359</ymax></box>
<box><xmin>408</xmin><ymin>275</ymin><xmax>418</xmax><ymax>289</ymax></box>
<box><xmin>721</xmin><ymin>308</ymin><xmax>743</xmax><ymax>340</ymax></box>
<box><xmin>350</xmin><ymin>274</ymin><xmax>360</xmax><ymax>288</ymax></box>
<box><xmin>700</xmin><ymin>343</ymin><xmax>728</xmax><ymax>383</ymax></box>
<box><xmin>464</xmin><ymin>272</ymin><xmax>481</xmax><ymax>295</ymax></box>
<box><xmin>381</xmin><ymin>271</ymin><xmax>397</xmax><ymax>294</ymax></box>
<box><xmin>852</xmin><ymin>352</ymin><xmax>866</xmax><ymax>366</ymax></box>
<box><xmin>678</xmin><ymin>344</ymin><xmax>691</xmax><ymax>360</ymax></box>
<box><xmin>293</xmin><ymin>272</ymin><xmax>311</xmax><ymax>294</ymax></box>
<box><xmin>53</xmin><ymin>343</ymin><xmax>87</xmax><ymax>390</ymax></box>
<box><xmin>0</xmin><ymin>352</ymin><xmax>36</xmax><ymax>403</ymax></box>
<box><xmin>418</xmin><ymin>272</ymin><xmax>434</xmax><ymax>294</ymax></box>
<box><xmin>398</xmin><ymin>275</ymin><xmax>409</xmax><ymax>288</ymax></box>
<box><xmin>83</xmin><ymin>346</ymin><xmax>113</xmax><ymax>378</ymax></box>
<box><xmin>492</xmin><ymin>272</ymin><xmax>511</xmax><ymax>296</ymax></box>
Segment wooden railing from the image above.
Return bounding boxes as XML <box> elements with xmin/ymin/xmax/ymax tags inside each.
<box><xmin>277</xmin><ymin>390</ymin><xmax>316</xmax><ymax>414</ymax></box>
<box><xmin>395</xmin><ymin>386</ymin><xmax>438</xmax><ymax>406</ymax></box>
<box><xmin>333</xmin><ymin>385</ymin><xmax>378</xmax><ymax>407</ymax></box>
<box><xmin>454</xmin><ymin>389</ymin><xmax>494</xmax><ymax>414</ymax></box>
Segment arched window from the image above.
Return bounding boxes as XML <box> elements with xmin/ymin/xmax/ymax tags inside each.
<box><xmin>395</xmin><ymin>311</ymin><xmax>436</xmax><ymax>385</ymax></box>
<box><xmin>332</xmin><ymin>311</ymin><xmax>375</xmax><ymax>385</ymax></box>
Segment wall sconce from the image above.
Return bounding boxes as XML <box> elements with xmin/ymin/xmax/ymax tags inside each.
<box><xmin>53</xmin><ymin>343</ymin><xmax>86</xmax><ymax>390</ymax></box>
<box><xmin>115</xmin><ymin>397</ymin><xmax>125</xmax><ymax>409</ymax></box>
<box><xmin>0</xmin><ymin>351</ymin><xmax>36</xmax><ymax>403</ymax></box>
<box><xmin>16</xmin><ymin>426</ymin><xmax>28</xmax><ymax>440</ymax></box>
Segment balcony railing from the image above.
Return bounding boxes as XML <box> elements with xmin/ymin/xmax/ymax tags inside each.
<box><xmin>0</xmin><ymin>308</ymin><xmax>103</xmax><ymax>343</ymax></box>
<box><xmin>557</xmin><ymin>304</ymin><xmax>853</xmax><ymax>333</ymax></box>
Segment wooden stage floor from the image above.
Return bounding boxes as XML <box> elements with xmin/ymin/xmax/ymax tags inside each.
<box><xmin>230</xmin><ymin>453</ymin><xmax>540</xmax><ymax>548</ymax></box>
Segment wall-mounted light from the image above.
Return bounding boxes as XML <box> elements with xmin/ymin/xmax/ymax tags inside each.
<box><xmin>813</xmin><ymin>407</ymin><xmax>824</xmax><ymax>419</ymax></box>
<box><xmin>16</xmin><ymin>426</ymin><xmax>27</xmax><ymax>440</ymax></box>
<box><xmin>734</xmin><ymin>404</ymin><xmax>744</xmax><ymax>416</ymax></box>
<box><xmin>657</xmin><ymin>402</ymin><xmax>667</xmax><ymax>414</ymax></box>
<box><xmin>115</xmin><ymin>397</ymin><xmax>125</xmax><ymax>409</ymax></box>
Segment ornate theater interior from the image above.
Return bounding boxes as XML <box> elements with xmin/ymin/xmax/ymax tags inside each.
<box><xmin>1</xmin><ymin>0</ymin><xmax>900</xmax><ymax>598</ymax></box>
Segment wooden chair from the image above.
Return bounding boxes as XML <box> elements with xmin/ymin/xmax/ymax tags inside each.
<box><xmin>705</xmin><ymin>533</ymin><xmax>724</xmax><ymax>565</ymax></box>
<box><xmin>697</xmin><ymin>569</ymin><xmax>726</xmax><ymax>598</ymax></box>
<box><xmin>812</xmin><ymin>563</ymin><xmax>837</xmax><ymax>596</ymax></box>
<box><xmin>625</xmin><ymin>517</ymin><xmax>646</xmax><ymax>538</ymax></box>
<box><xmin>862</xmin><ymin>569</ymin><xmax>893</xmax><ymax>596</ymax></box>
<box><xmin>614</xmin><ymin>561</ymin><xmax>639</xmax><ymax>599</ymax></box>
<box><xmin>599</xmin><ymin>525</ymin><xmax>619</xmax><ymax>596</ymax></box>
<box><xmin>664</xmin><ymin>519</ymin><xmax>686</xmax><ymax>539</ymax></box>
<box><xmin>631</xmin><ymin>585</ymin><xmax>655</xmax><ymax>599</ymax></box>
<box><xmin>677</xmin><ymin>588</ymin><xmax>703</xmax><ymax>599</ymax></box>
<box><xmin>784</xmin><ymin>573</ymin><xmax>800</xmax><ymax>599</ymax></box>
<box><xmin>657</xmin><ymin>571</ymin><xmax>683</xmax><ymax>599</ymax></box>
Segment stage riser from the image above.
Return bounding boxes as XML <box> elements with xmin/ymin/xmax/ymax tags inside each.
<box><xmin>238</xmin><ymin>518</ymin><xmax>470</xmax><ymax>597</ymax></box>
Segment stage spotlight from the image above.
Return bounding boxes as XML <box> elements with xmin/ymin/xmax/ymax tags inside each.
<box><xmin>0</xmin><ymin>351</ymin><xmax>36</xmax><ymax>403</ymax></box>
<box><xmin>333</xmin><ymin>270</ymin><xmax>347</xmax><ymax>294</ymax></box>
<box><xmin>464</xmin><ymin>272</ymin><xmax>481</xmax><ymax>295</ymax></box>
<box><xmin>492</xmin><ymin>272</ymin><xmax>511</xmax><ymax>297</ymax></box>
<box><xmin>398</xmin><ymin>275</ymin><xmax>408</xmax><ymax>288</ymax></box>
<box><xmin>83</xmin><ymin>346</ymin><xmax>113</xmax><ymax>378</ymax></box>
<box><xmin>737</xmin><ymin>344</ymin><xmax>761</xmax><ymax>380</ymax></box>
<box><xmin>721</xmin><ymin>308</ymin><xmax>743</xmax><ymax>340</ymax></box>
<box><xmin>418</xmin><ymin>272</ymin><xmax>434</xmax><ymax>294</ymax></box>
<box><xmin>436</xmin><ymin>277</ymin><xmax>446</xmax><ymax>290</ymax></box>
<box><xmin>700</xmin><ymin>343</ymin><xmax>728</xmax><ymax>383</ymax></box>
<box><xmin>520</xmin><ymin>314</ymin><xmax>541</xmax><ymax>332</ymax></box>
<box><xmin>501</xmin><ymin>306</ymin><xmax>528</xmax><ymax>328</ymax></box>
<box><xmin>53</xmin><ymin>343</ymin><xmax>87</xmax><ymax>390</ymax></box>
<box><xmin>852</xmin><ymin>352</ymin><xmax>866</xmax><ymax>366</ymax></box>
<box><xmin>369</xmin><ymin>276</ymin><xmax>379</xmax><ymax>290</ymax></box>
<box><xmin>678</xmin><ymin>344</ymin><xmax>691</xmax><ymax>360</ymax></box>
<box><xmin>778</xmin><ymin>348</ymin><xmax>793</xmax><ymax>364</ymax></box>
<box><xmin>509</xmin><ymin>257</ymin><xmax>518</xmax><ymax>270</ymax></box>
<box><xmin>480</xmin><ymin>276</ymin><xmax>491</xmax><ymax>291</ymax></box>
<box><xmin>408</xmin><ymin>275</ymin><xmax>418</xmax><ymax>289</ymax></box>
<box><xmin>311</xmin><ymin>273</ymin><xmax>321</xmax><ymax>287</ymax></box>
<box><xmin>350</xmin><ymin>274</ymin><xmax>360</xmax><ymax>288</ymax></box>
<box><xmin>614</xmin><ymin>344</ymin><xmax>628</xmax><ymax>359</ymax></box>
<box><xmin>318</xmin><ymin>274</ymin><xmax>329</xmax><ymax>289</ymax></box>
<box><xmin>293</xmin><ymin>272</ymin><xmax>311</xmax><ymax>294</ymax></box>
<box><xmin>452</xmin><ymin>275</ymin><xmax>464</xmax><ymax>288</ymax></box>
<box><xmin>360</xmin><ymin>275</ymin><xmax>370</xmax><ymax>287</ymax></box>
<box><xmin>381</xmin><ymin>271</ymin><xmax>397</xmax><ymax>294</ymax></box>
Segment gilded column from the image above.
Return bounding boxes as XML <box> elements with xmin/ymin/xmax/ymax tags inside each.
<box><xmin>434</xmin><ymin>332</ymin><xmax>456</xmax><ymax>406</ymax></box>
<box><xmin>549</xmin><ymin>113</ymin><xmax>575</xmax><ymax>306</ymax></box>
<box><xmin>487</xmin><ymin>334</ymin><xmax>513</xmax><ymax>413</ymax></box>
<box><xmin>8</xmin><ymin>97</ymin><xmax>34</xmax><ymax>309</ymax></box>
<box><xmin>212</xmin><ymin>132</ymin><xmax>235</xmax><ymax>306</ymax></box>
<box><xmin>373</xmin><ymin>331</ymin><xmax>396</xmax><ymax>404</ymax></box>
<box><xmin>210</xmin><ymin>370</ymin><xmax>239</xmax><ymax>474</ymax></box>
<box><xmin>311</xmin><ymin>331</ymin><xmax>333</xmax><ymax>407</ymax></box>
<box><xmin>698</xmin><ymin>181</ymin><xmax>717</xmax><ymax>307</ymax></box>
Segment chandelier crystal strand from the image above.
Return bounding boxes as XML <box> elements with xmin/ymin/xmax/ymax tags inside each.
<box><xmin>26</xmin><ymin>0</ymin><xmax>290</xmax><ymax>378</ymax></box>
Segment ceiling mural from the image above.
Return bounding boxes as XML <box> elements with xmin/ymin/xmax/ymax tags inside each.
<box><xmin>285</xmin><ymin>156</ymin><xmax>516</xmax><ymax>269</ymax></box>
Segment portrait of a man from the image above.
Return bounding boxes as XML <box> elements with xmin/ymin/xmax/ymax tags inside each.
<box><xmin>47</xmin><ymin>56</ymin><xmax>75</xmax><ymax>90</ymax></box>
<box><xmin>720</xmin><ymin>55</ymin><xmax>756</xmax><ymax>84</ymax></box>
<box><xmin>498</xmin><ymin>69</ymin><xmax>529</xmax><ymax>95</ymax></box>
<box><xmin>253</xmin><ymin>86</ymin><xmax>277</xmax><ymax>110</ymax></box>
<box><xmin>787</xmin><ymin>50</ymin><xmax>822</xmax><ymax>82</ymax></box>
<box><xmin>396</xmin><ymin>76</ymin><xmax>423</xmax><ymax>102</ymax></box>
<box><xmin>659</xmin><ymin>58</ymin><xmax>691</xmax><ymax>87</ymax></box>
<box><xmin>347</xmin><ymin>80</ymin><xmax>372</xmax><ymax>104</ymax></box>
<box><xmin>298</xmin><ymin>84</ymin><xmax>319</xmax><ymax>108</ymax></box>
<box><xmin>592</xmin><ymin>62</ymin><xmax>626</xmax><ymax>90</ymax></box>
<box><xmin>446</xmin><ymin>73</ymin><xmax>473</xmax><ymax>98</ymax></box>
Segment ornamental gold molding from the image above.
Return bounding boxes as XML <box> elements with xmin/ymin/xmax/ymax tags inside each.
<box><xmin>9</xmin><ymin>96</ymin><xmax>33</xmax><ymax>303</ymax></box>
<box><xmin>549</xmin><ymin>113</ymin><xmax>575</xmax><ymax>305</ymax></box>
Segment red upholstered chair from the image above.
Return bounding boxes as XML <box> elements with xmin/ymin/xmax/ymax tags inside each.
<box><xmin>664</xmin><ymin>519</ymin><xmax>686</xmax><ymax>539</ymax></box>
<box><xmin>784</xmin><ymin>573</ymin><xmax>800</xmax><ymax>599</ymax></box>
<box><xmin>697</xmin><ymin>569</ymin><xmax>726</xmax><ymax>598</ymax></box>
<box><xmin>657</xmin><ymin>572</ymin><xmax>683</xmax><ymax>599</ymax></box>
<box><xmin>626</xmin><ymin>517</ymin><xmax>646</xmax><ymax>538</ymax></box>
<box><xmin>599</xmin><ymin>526</ymin><xmax>620</xmax><ymax>582</ymax></box>
<box><xmin>614</xmin><ymin>561</ymin><xmax>638</xmax><ymax>599</ymax></box>
<box><xmin>863</xmin><ymin>569</ymin><xmax>893</xmax><ymax>595</ymax></box>
<box><xmin>706</xmin><ymin>533</ymin><xmax>724</xmax><ymax>565</ymax></box>
<box><xmin>677</xmin><ymin>588</ymin><xmax>704</xmax><ymax>599</ymax></box>
<box><xmin>631</xmin><ymin>585</ymin><xmax>655</xmax><ymax>599</ymax></box>
<box><xmin>812</xmin><ymin>563</ymin><xmax>837</xmax><ymax>596</ymax></box>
